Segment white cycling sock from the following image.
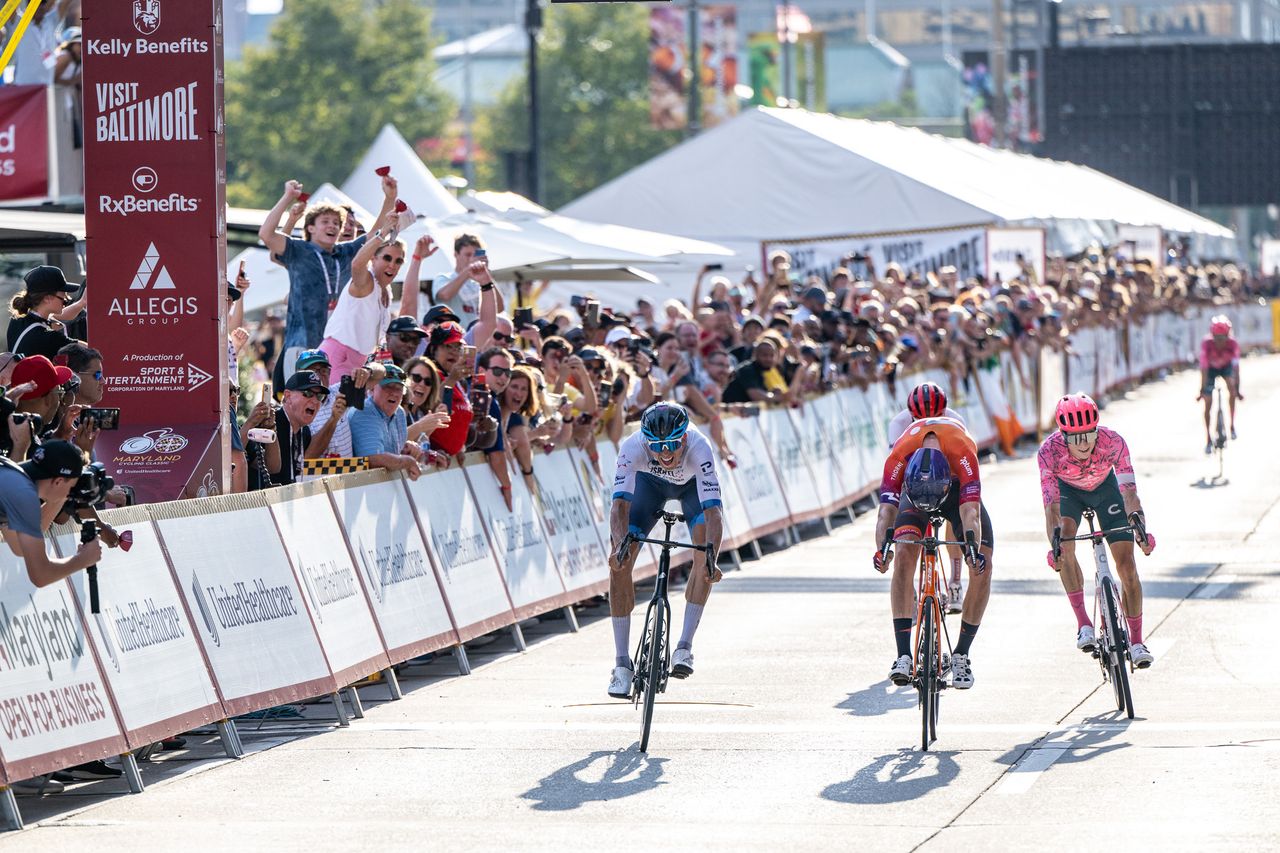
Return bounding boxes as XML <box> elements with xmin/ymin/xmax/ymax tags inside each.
<box><xmin>677</xmin><ymin>604</ymin><xmax>704</xmax><ymax>651</ymax></box>
<box><xmin>612</xmin><ymin>616</ymin><xmax>631</xmax><ymax>667</ymax></box>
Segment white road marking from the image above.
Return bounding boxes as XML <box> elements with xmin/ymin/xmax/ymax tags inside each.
<box><xmin>994</xmin><ymin>747</ymin><xmax>1067</xmax><ymax>795</ymax></box>
<box><xmin>1192</xmin><ymin>574</ymin><xmax>1238</xmax><ymax>599</ymax></box>
<box><xmin>1144</xmin><ymin>637</ymin><xmax>1177</xmax><ymax>659</ymax></box>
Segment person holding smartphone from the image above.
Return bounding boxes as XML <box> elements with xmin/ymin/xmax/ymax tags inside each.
<box><xmin>430</xmin><ymin>235</ymin><xmax>503</xmax><ymax>330</ymax></box>
<box><xmin>424</xmin><ymin>322</ymin><xmax>474</xmax><ymax>456</ymax></box>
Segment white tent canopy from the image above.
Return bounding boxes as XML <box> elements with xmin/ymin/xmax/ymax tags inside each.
<box><xmin>562</xmin><ymin>107</ymin><xmax>1237</xmax><ymax>259</ymax></box>
<box><xmin>341</xmin><ymin>123</ymin><xmax>466</xmax><ymax>220</ymax></box>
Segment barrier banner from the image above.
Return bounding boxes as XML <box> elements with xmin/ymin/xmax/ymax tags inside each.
<box><xmin>769</xmin><ymin>226</ymin><xmax>987</xmax><ymax>285</ymax></box>
<box><xmin>150</xmin><ymin>494</ymin><xmax>336</xmax><ymax>714</ymax></box>
<box><xmin>0</xmin><ymin>85</ymin><xmax>48</xmax><ymax>201</ymax></box>
<box><xmin>787</xmin><ymin>403</ymin><xmax>849</xmax><ymax>514</ymax></box>
<box><xmin>51</xmin><ymin>508</ymin><xmax>223</xmax><ymax>748</ymax></box>
<box><xmin>1038</xmin><ymin>345</ymin><xmax>1065</xmax><ymax>430</ymax></box>
<box><xmin>463</xmin><ymin>460</ymin><xmax>571</xmax><ymax>619</ymax></box>
<box><xmin>985</xmin><ymin>227</ymin><xmax>1046</xmax><ymax>287</ymax></box>
<box><xmin>812</xmin><ymin>391</ymin><xmax>867</xmax><ymax>495</ymax></box>
<box><xmin>530</xmin><ymin>451</ymin><xmax>610</xmax><ymax>599</ymax></box>
<box><xmin>0</xmin><ymin>550</ymin><xmax>129</xmax><ymax>783</ymax></box>
<box><xmin>83</xmin><ymin>0</ymin><xmax>229</xmax><ymax>503</ymax></box>
<box><xmin>401</xmin><ymin>466</ymin><xmax>517</xmax><ymax>636</ymax></box>
<box><xmin>1066</xmin><ymin>327</ymin><xmax>1100</xmax><ymax>397</ymax></box>
<box><xmin>723</xmin><ymin>415</ymin><xmax>792</xmax><ymax>535</ymax></box>
<box><xmin>708</xmin><ymin>437</ymin><xmax>756</xmax><ymax>550</ymax></box>
<box><xmin>263</xmin><ymin>483</ymin><xmax>389</xmax><ymax>685</ymax></box>
<box><xmin>1000</xmin><ymin>351</ymin><xmax>1038</xmax><ymax>432</ymax></box>
<box><xmin>577</xmin><ymin>443</ymin><xmax>658</xmax><ymax>578</ymax></box>
<box><xmin>973</xmin><ymin>363</ymin><xmax>1021</xmax><ymax>453</ymax></box>
<box><xmin>327</xmin><ymin>471</ymin><xmax>459</xmax><ymax>660</ymax></box>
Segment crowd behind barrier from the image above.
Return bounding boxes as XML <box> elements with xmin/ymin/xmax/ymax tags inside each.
<box><xmin>0</xmin><ymin>300</ymin><xmax>1271</xmax><ymax>819</ymax></box>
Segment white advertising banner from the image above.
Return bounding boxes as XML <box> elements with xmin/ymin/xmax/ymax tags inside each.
<box><xmin>52</xmin><ymin>508</ymin><xmax>222</xmax><ymax>747</ymax></box>
<box><xmin>152</xmin><ymin>495</ymin><xmax>336</xmax><ymax>715</ymax></box>
<box><xmin>723</xmin><ymin>416</ymin><xmax>792</xmax><ymax>534</ymax></box>
<box><xmin>832</xmin><ymin>387</ymin><xmax>879</xmax><ymax>492</ymax></box>
<box><xmin>0</xmin><ymin>550</ymin><xmax>127</xmax><ymax>782</ymax></box>
<box><xmin>326</xmin><ymin>472</ymin><xmax>459</xmax><ymax>660</ymax></box>
<box><xmin>264</xmin><ymin>484</ymin><xmax>389</xmax><ymax>684</ymax></box>
<box><xmin>575</xmin><ymin>443</ymin><xmax>658</xmax><ymax>578</ymax></box>
<box><xmin>985</xmin><ymin>227</ymin><xmax>1047</xmax><ymax>286</ymax></box>
<box><xmin>1000</xmin><ymin>351</ymin><xmax>1038</xmax><ymax>431</ymax></box>
<box><xmin>403</xmin><ymin>467</ymin><xmax>519</xmax><ymax>635</ymax></box>
<box><xmin>531</xmin><ymin>451</ymin><xmax>610</xmax><ymax>598</ymax></box>
<box><xmin>1039</xmin><ymin>345</ymin><xmax>1066</xmax><ymax>431</ymax></box>
<box><xmin>770</xmin><ymin>226</ymin><xmax>988</xmax><ymax>284</ymax></box>
<box><xmin>787</xmin><ymin>403</ymin><xmax>849</xmax><ymax>514</ymax></box>
<box><xmin>814</xmin><ymin>391</ymin><xmax>869</xmax><ymax>494</ymax></box>
<box><xmin>1066</xmin><ymin>327</ymin><xmax>1100</xmax><ymax>397</ymax></box>
<box><xmin>1116</xmin><ymin>225</ymin><xmax>1163</xmax><ymax>263</ymax></box>
<box><xmin>464</xmin><ymin>461</ymin><xmax>570</xmax><ymax>618</ymax></box>
<box><xmin>709</xmin><ymin>438</ymin><xmax>756</xmax><ymax>550</ymax></box>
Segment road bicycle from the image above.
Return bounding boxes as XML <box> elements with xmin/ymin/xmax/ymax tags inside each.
<box><xmin>1052</xmin><ymin>509</ymin><xmax>1150</xmax><ymax>720</ymax></box>
<box><xmin>1210</xmin><ymin>385</ymin><xmax>1228</xmax><ymax>479</ymax></box>
<box><xmin>617</xmin><ymin>512</ymin><xmax>714</xmax><ymax>753</ymax></box>
<box><xmin>880</xmin><ymin>522</ymin><xmax>978</xmax><ymax>751</ymax></box>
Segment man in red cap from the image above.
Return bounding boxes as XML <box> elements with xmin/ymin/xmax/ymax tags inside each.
<box><xmin>9</xmin><ymin>355</ymin><xmax>75</xmax><ymax>448</ymax></box>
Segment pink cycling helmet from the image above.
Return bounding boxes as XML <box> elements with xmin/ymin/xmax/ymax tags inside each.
<box><xmin>1055</xmin><ymin>393</ymin><xmax>1099</xmax><ymax>434</ymax></box>
<box><xmin>1209</xmin><ymin>315</ymin><xmax>1232</xmax><ymax>336</ymax></box>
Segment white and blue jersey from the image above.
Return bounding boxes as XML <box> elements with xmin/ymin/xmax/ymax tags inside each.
<box><xmin>612</xmin><ymin>426</ymin><xmax>722</xmax><ymax>531</ymax></box>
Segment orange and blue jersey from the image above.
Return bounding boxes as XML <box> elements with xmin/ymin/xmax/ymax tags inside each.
<box><xmin>880</xmin><ymin>417</ymin><xmax>981</xmax><ymax>506</ymax></box>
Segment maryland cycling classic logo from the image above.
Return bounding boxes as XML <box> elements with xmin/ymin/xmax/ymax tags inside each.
<box><xmin>133</xmin><ymin>0</ymin><xmax>160</xmax><ymax>35</ymax></box>
<box><xmin>119</xmin><ymin>428</ymin><xmax>189</xmax><ymax>455</ymax></box>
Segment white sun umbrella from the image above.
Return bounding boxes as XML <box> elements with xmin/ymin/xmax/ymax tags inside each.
<box><xmin>504</xmin><ymin>209</ymin><xmax>735</xmax><ymax>261</ymax></box>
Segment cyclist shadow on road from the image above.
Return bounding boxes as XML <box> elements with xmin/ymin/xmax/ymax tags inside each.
<box><xmin>521</xmin><ymin>749</ymin><xmax>668</xmax><ymax>811</ymax></box>
<box><xmin>995</xmin><ymin>714</ymin><xmax>1133</xmax><ymax>772</ymax></box>
<box><xmin>822</xmin><ymin>748</ymin><xmax>960</xmax><ymax>805</ymax></box>
<box><xmin>836</xmin><ymin>682</ymin><xmax>917</xmax><ymax>717</ymax></box>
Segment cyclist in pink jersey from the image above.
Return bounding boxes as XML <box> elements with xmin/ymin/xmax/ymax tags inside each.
<box><xmin>1038</xmin><ymin>393</ymin><xmax>1156</xmax><ymax>668</ymax></box>
<box><xmin>1197</xmin><ymin>314</ymin><xmax>1241</xmax><ymax>453</ymax></box>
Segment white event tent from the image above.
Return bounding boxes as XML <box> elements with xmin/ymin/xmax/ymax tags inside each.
<box><xmin>560</xmin><ymin>107</ymin><xmax>1238</xmax><ymax>304</ymax></box>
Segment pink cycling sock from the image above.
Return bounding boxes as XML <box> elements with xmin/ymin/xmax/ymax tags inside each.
<box><xmin>1067</xmin><ymin>590</ymin><xmax>1091</xmax><ymax>630</ymax></box>
<box><xmin>1126</xmin><ymin>614</ymin><xmax>1144</xmax><ymax>645</ymax></box>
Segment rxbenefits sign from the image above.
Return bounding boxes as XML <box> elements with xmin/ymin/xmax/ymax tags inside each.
<box><xmin>82</xmin><ymin>0</ymin><xmax>227</xmax><ymax>501</ymax></box>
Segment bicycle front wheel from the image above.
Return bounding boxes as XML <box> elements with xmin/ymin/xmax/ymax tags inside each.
<box><xmin>1101</xmin><ymin>578</ymin><xmax>1135</xmax><ymax>719</ymax></box>
<box><xmin>639</xmin><ymin>594</ymin><xmax>666</xmax><ymax>753</ymax></box>
<box><xmin>919</xmin><ymin>603</ymin><xmax>936</xmax><ymax>751</ymax></box>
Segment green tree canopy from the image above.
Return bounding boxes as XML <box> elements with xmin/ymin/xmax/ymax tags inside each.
<box><xmin>225</xmin><ymin>0</ymin><xmax>453</xmax><ymax>208</ymax></box>
<box><xmin>475</xmin><ymin>3</ymin><xmax>681</xmax><ymax>210</ymax></box>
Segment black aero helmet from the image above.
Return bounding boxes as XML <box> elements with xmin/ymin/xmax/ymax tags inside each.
<box><xmin>903</xmin><ymin>447</ymin><xmax>952</xmax><ymax>513</ymax></box>
<box><xmin>640</xmin><ymin>401</ymin><xmax>690</xmax><ymax>448</ymax></box>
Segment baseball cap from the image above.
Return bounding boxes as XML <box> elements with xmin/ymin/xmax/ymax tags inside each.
<box><xmin>604</xmin><ymin>327</ymin><xmax>631</xmax><ymax>346</ymax></box>
<box><xmin>11</xmin><ymin>355</ymin><xmax>73</xmax><ymax>399</ymax></box>
<box><xmin>802</xmin><ymin>286</ymin><xmax>827</xmax><ymax>303</ymax></box>
<box><xmin>379</xmin><ymin>364</ymin><xmax>407</xmax><ymax>386</ymax></box>
<box><xmin>578</xmin><ymin>347</ymin><xmax>605</xmax><ymax>364</ymax></box>
<box><xmin>431</xmin><ymin>321</ymin><xmax>465</xmax><ymax>347</ymax></box>
<box><xmin>563</xmin><ymin>327</ymin><xmax>587</xmax><ymax>347</ymax></box>
<box><xmin>284</xmin><ymin>370</ymin><xmax>326</xmax><ymax>393</ymax></box>
<box><xmin>387</xmin><ymin>316</ymin><xmax>426</xmax><ymax>338</ymax></box>
<box><xmin>20</xmin><ymin>440</ymin><xmax>85</xmax><ymax>481</ymax></box>
<box><xmin>423</xmin><ymin>304</ymin><xmax>460</xmax><ymax>326</ymax></box>
<box><xmin>295</xmin><ymin>349</ymin><xmax>330</xmax><ymax>371</ymax></box>
<box><xmin>23</xmin><ymin>265</ymin><xmax>79</xmax><ymax>296</ymax></box>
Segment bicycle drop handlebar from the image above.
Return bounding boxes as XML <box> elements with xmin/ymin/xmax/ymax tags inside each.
<box><xmin>1052</xmin><ymin>512</ymin><xmax>1151</xmax><ymax>563</ymax></box>
<box><xmin>615</xmin><ymin>512</ymin><xmax>717</xmax><ymax>578</ymax></box>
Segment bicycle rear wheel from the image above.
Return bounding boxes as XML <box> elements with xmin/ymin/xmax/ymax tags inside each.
<box><xmin>919</xmin><ymin>603</ymin><xmax>936</xmax><ymax>751</ymax></box>
<box><xmin>1101</xmin><ymin>578</ymin><xmax>1135</xmax><ymax>719</ymax></box>
<box><xmin>638</xmin><ymin>594</ymin><xmax>666</xmax><ymax>752</ymax></box>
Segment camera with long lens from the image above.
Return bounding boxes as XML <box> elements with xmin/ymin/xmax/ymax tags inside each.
<box><xmin>65</xmin><ymin>461</ymin><xmax>114</xmax><ymax>512</ymax></box>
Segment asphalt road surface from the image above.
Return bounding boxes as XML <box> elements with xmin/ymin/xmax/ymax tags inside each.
<box><xmin>9</xmin><ymin>356</ymin><xmax>1280</xmax><ymax>851</ymax></box>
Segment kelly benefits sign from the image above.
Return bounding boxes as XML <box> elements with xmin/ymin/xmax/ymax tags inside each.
<box><xmin>82</xmin><ymin>0</ymin><xmax>228</xmax><ymax>503</ymax></box>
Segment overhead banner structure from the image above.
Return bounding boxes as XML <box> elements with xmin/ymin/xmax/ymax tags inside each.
<box><xmin>1117</xmin><ymin>225</ymin><xmax>1164</xmax><ymax>264</ymax></box>
<box><xmin>985</xmin><ymin>227</ymin><xmax>1046</xmax><ymax>286</ymax></box>
<box><xmin>769</xmin><ymin>227</ymin><xmax>987</xmax><ymax>285</ymax></box>
<box><xmin>82</xmin><ymin>0</ymin><xmax>229</xmax><ymax>504</ymax></box>
<box><xmin>0</xmin><ymin>85</ymin><xmax>48</xmax><ymax>202</ymax></box>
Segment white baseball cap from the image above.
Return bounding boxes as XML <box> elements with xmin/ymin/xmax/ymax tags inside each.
<box><xmin>605</xmin><ymin>326</ymin><xmax>632</xmax><ymax>346</ymax></box>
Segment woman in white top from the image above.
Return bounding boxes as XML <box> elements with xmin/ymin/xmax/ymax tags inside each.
<box><xmin>318</xmin><ymin>212</ymin><xmax>401</xmax><ymax>379</ymax></box>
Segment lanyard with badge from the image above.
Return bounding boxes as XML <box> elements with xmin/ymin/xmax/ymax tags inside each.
<box><xmin>312</xmin><ymin>246</ymin><xmax>340</xmax><ymax>315</ymax></box>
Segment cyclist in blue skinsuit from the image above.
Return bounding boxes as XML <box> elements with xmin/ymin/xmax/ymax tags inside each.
<box><xmin>607</xmin><ymin>402</ymin><xmax>724</xmax><ymax>698</ymax></box>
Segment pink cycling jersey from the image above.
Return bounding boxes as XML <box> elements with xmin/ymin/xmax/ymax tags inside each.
<box><xmin>1200</xmin><ymin>335</ymin><xmax>1239</xmax><ymax>371</ymax></box>
<box><xmin>1037</xmin><ymin>425</ymin><xmax>1137</xmax><ymax>506</ymax></box>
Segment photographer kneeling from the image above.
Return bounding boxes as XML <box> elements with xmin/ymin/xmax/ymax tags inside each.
<box><xmin>0</xmin><ymin>440</ymin><xmax>101</xmax><ymax>587</ymax></box>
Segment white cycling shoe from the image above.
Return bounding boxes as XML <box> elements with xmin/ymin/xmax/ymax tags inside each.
<box><xmin>1129</xmin><ymin>643</ymin><xmax>1154</xmax><ymax>669</ymax></box>
<box><xmin>1076</xmin><ymin>625</ymin><xmax>1097</xmax><ymax>653</ymax></box>
<box><xmin>946</xmin><ymin>582</ymin><xmax>963</xmax><ymax>615</ymax></box>
<box><xmin>888</xmin><ymin>655</ymin><xmax>913</xmax><ymax>686</ymax></box>
<box><xmin>670</xmin><ymin>648</ymin><xmax>694</xmax><ymax>679</ymax></box>
<box><xmin>607</xmin><ymin>665</ymin><xmax>634</xmax><ymax>699</ymax></box>
<box><xmin>950</xmin><ymin>653</ymin><xmax>974</xmax><ymax>689</ymax></box>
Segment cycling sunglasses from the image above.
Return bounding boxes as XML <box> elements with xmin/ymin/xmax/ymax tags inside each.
<box><xmin>1064</xmin><ymin>430</ymin><xmax>1097</xmax><ymax>445</ymax></box>
<box><xmin>647</xmin><ymin>437</ymin><xmax>682</xmax><ymax>454</ymax></box>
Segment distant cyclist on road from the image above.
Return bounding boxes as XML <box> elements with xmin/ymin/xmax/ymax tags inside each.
<box><xmin>1038</xmin><ymin>393</ymin><xmax>1156</xmax><ymax>668</ymax></box>
<box><xmin>607</xmin><ymin>402</ymin><xmax>724</xmax><ymax>699</ymax></box>
<box><xmin>1198</xmin><ymin>314</ymin><xmax>1241</xmax><ymax>454</ymax></box>
<box><xmin>874</xmin><ymin>416</ymin><xmax>993</xmax><ymax>690</ymax></box>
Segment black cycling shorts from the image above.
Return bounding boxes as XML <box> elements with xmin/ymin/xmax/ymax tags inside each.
<box><xmin>1057</xmin><ymin>471</ymin><xmax>1129</xmax><ymax>544</ymax></box>
<box><xmin>894</xmin><ymin>478</ymin><xmax>994</xmax><ymax>549</ymax></box>
<box><xmin>1202</xmin><ymin>365</ymin><xmax>1236</xmax><ymax>396</ymax></box>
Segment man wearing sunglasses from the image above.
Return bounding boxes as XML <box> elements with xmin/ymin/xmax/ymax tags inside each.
<box><xmin>1039</xmin><ymin>393</ymin><xmax>1156</xmax><ymax>668</ymax></box>
<box><xmin>247</xmin><ymin>370</ymin><xmax>330</xmax><ymax>489</ymax></box>
<box><xmin>606</xmin><ymin>402</ymin><xmax>724</xmax><ymax>698</ymax></box>
<box><xmin>475</xmin><ymin>347</ymin><xmax>514</xmax><ymax>507</ymax></box>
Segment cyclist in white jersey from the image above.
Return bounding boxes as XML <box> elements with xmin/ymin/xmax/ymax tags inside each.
<box><xmin>607</xmin><ymin>402</ymin><xmax>724</xmax><ymax>698</ymax></box>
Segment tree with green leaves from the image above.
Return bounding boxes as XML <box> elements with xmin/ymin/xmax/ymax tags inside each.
<box><xmin>225</xmin><ymin>0</ymin><xmax>453</xmax><ymax>208</ymax></box>
<box><xmin>475</xmin><ymin>3</ymin><xmax>681</xmax><ymax>210</ymax></box>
